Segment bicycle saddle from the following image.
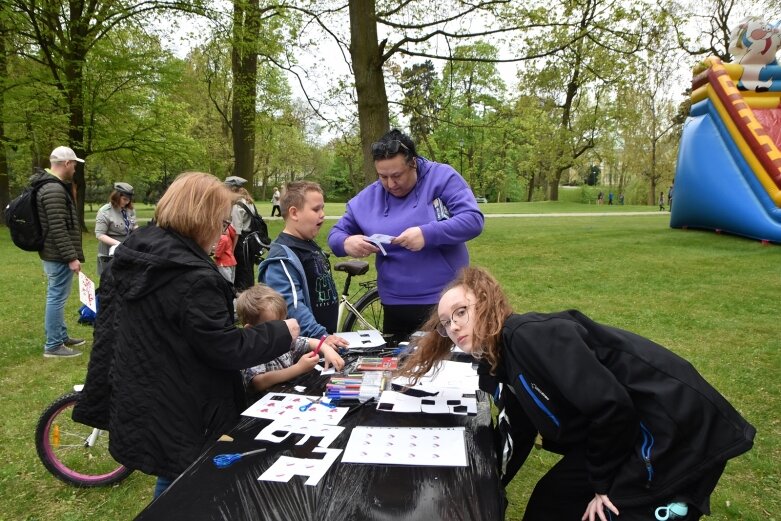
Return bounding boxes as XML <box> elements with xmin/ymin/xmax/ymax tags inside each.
<box><xmin>334</xmin><ymin>260</ymin><xmax>370</xmax><ymax>276</ymax></box>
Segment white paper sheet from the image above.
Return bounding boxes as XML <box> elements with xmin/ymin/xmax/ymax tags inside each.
<box><xmin>342</xmin><ymin>426</ymin><xmax>467</xmax><ymax>467</ymax></box>
<box><xmin>377</xmin><ymin>390</ymin><xmax>477</xmax><ymax>415</ymax></box>
<box><xmin>334</xmin><ymin>329</ymin><xmax>385</xmax><ymax>349</ymax></box>
<box><xmin>255</xmin><ymin>418</ymin><xmax>344</xmax><ymax>448</ymax></box>
<box><xmin>391</xmin><ymin>360</ymin><xmax>479</xmax><ymax>393</ymax></box>
<box><xmin>258</xmin><ymin>448</ymin><xmax>342</xmax><ymax>486</ymax></box>
<box><xmin>241</xmin><ymin>393</ymin><xmax>349</xmax><ymax>425</ymax></box>
<box><xmin>366</xmin><ymin>233</ymin><xmax>394</xmax><ymax>256</ymax></box>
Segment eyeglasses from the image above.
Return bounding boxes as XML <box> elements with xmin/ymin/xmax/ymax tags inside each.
<box><xmin>371</xmin><ymin>140</ymin><xmax>409</xmax><ymax>159</ymax></box>
<box><xmin>436</xmin><ymin>303</ymin><xmax>474</xmax><ymax>337</ymax></box>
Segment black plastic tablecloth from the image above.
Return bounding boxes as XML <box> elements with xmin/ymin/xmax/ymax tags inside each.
<box><xmin>136</xmin><ymin>357</ymin><xmax>504</xmax><ymax>521</ymax></box>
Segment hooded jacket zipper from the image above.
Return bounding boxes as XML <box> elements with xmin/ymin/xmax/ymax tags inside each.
<box><xmin>640</xmin><ymin>422</ymin><xmax>655</xmax><ymax>487</ymax></box>
<box><xmin>518</xmin><ymin>373</ymin><xmax>560</xmax><ymax>427</ymax></box>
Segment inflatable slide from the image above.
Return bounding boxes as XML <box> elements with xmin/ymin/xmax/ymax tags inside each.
<box><xmin>671</xmin><ymin>17</ymin><xmax>781</xmax><ymax>242</ymax></box>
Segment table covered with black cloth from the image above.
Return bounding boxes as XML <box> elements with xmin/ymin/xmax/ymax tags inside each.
<box><xmin>136</xmin><ymin>354</ymin><xmax>504</xmax><ymax>521</ymax></box>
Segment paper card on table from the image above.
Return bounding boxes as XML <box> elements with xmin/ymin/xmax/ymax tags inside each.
<box><xmin>377</xmin><ymin>390</ymin><xmax>477</xmax><ymax>415</ymax></box>
<box><xmin>392</xmin><ymin>360</ymin><xmax>479</xmax><ymax>393</ymax></box>
<box><xmin>258</xmin><ymin>448</ymin><xmax>342</xmax><ymax>486</ymax></box>
<box><xmin>241</xmin><ymin>392</ymin><xmax>349</xmax><ymax>425</ymax></box>
<box><xmin>255</xmin><ymin>418</ymin><xmax>344</xmax><ymax>448</ymax></box>
<box><xmin>342</xmin><ymin>426</ymin><xmax>467</xmax><ymax>467</ymax></box>
<box><xmin>78</xmin><ymin>272</ymin><xmax>97</xmax><ymax>313</ymax></box>
<box><xmin>334</xmin><ymin>329</ymin><xmax>385</xmax><ymax>349</ymax></box>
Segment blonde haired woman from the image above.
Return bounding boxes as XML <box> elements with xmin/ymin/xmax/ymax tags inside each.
<box><xmin>399</xmin><ymin>266</ymin><xmax>754</xmax><ymax>521</ymax></box>
<box><xmin>79</xmin><ymin>172</ymin><xmax>299</xmax><ymax>499</ymax></box>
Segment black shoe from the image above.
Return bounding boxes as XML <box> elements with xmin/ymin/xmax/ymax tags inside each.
<box><xmin>65</xmin><ymin>337</ymin><xmax>86</xmax><ymax>347</ymax></box>
<box><xmin>44</xmin><ymin>345</ymin><xmax>83</xmax><ymax>358</ymax></box>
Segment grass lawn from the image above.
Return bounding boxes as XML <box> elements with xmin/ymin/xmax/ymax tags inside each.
<box><xmin>0</xmin><ymin>211</ymin><xmax>778</xmax><ymax>520</ymax></box>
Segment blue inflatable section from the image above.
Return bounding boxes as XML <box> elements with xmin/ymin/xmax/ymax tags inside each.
<box><xmin>670</xmin><ymin>99</ymin><xmax>781</xmax><ymax>242</ymax></box>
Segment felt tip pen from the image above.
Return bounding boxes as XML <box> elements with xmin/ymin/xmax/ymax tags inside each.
<box><xmin>313</xmin><ymin>335</ymin><xmax>327</xmax><ymax>356</ymax></box>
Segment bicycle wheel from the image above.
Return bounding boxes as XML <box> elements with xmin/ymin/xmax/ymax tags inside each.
<box><xmin>342</xmin><ymin>287</ymin><xmax>383</xmax><ymax>331</ymax></box>
<box><xmin>35</xmin><ymin>392</ymin><xmax>132</xmax><ymax>487</ymax></box>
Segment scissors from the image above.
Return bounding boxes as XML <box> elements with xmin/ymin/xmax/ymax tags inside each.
<box><xmin>212</xmin><ymin>447</ymin><xmax>267</xmax><ymax>469</ymax></box>
<box><xmin>298</xmin><ymin>395</ymin><xmax>337</xmax><ymax>412</ymax></box>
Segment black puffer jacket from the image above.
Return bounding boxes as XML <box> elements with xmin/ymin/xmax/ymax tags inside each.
<box><xmin>33</xmin><ymin>168</ymin><xmax>84</xmax><ymax>263</ymax></box>
<box><xmin>105</xmin><ymin>224</ymin><xmax>292</xmax><ymax>479</ymax></box>
<box><xmin>489</xmin><ymin>311</ymin><xmax>755</xmax><ymax>510</ymax></box>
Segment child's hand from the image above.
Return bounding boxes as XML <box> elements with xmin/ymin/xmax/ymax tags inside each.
<box><xmin>320</xmin><ymin>343</ymin><xmax>345</xmax><ymax>371</ymax></box>
<box><xmin>295</xmin><ymin>351</ymin><xmax>320</xmax><ymax>373</ymax></box>
<box><xmin>325</xmin><ymin>334</ymin><xmax>350</xmax><ymax>349</ymax></box>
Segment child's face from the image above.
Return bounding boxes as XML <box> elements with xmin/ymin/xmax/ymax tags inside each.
<box><xmin>288</xmin><ymin>190</ymin><xmax>325</xmax><ymax>241</ymax></box>
<box><xmin>437</xmin><ymin>285</ymin><xmax>477</xmax><ymax>353</ymax></box>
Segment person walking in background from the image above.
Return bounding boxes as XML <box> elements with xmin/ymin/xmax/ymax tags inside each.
<box><xmin>95</xmin><ymin>182</ymin><xmax>137</xmax><ymax>277</ymax></box>
<box><xmin>597</xmin><ymin>191</ymin><xmax>604</xmax><ymax>205</ymax></box>
<box><xmin>271</xmin><ymin>187</ymin><xmax>281</xmax><ymax>217</ymax></box>
<box><xmin>659</xmin><ymin>191</ymin><xmax>666</xmax><ymax>211</ymax></box>
<box><xmin>214</xmin><ymin>220</ymin><xmax>237</xmax><ymax>285</ymax></box>
<box><xmin>328</xmin><ymin>128</ymin><xmax>484</xmax><ymax>341</ymax></box>
<box><xmin>668</xmin><ymin>183</ymin><xmax>674</xmax><ymax>212</ymax></box>
<box><xmin>35</xmin><ymin>146</ymin><xmax>86</xmax><ymax>358</ymax></box>
<box><xmin>399</xmin><ymin>266</ymin><xmax>755</xmax><ymax>521</ymax></box>
<box><xmin>608</xmin><ymin>192</ymin><xmax>614</xmax><ymax>205</ymax></box>
<box><xmin>225</xmin><ymin>176</ymin><xmax>259</xmax><ymax>291</ymax></box>
<box><xmin>619</xmin><ymin>193</ymin><xmax>625</xmax><ymax>205</ymax></box>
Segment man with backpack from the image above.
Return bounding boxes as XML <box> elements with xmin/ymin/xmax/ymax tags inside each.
<box><xmin>36</xmin><ymin>146</ymin><xmax>86</xmax><ymax>357</ymax></box>
<box><xmin>225</xmin><ymin>176</ymin><xmax>269</xmax><ymax>291</ymax></box>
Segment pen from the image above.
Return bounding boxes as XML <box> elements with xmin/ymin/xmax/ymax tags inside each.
<box><xmin>313</xmin><ymin>335</ymin><xmax>327</xmax><ymax>356</ymax></box>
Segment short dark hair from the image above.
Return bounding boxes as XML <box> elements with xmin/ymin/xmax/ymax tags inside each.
<box><xmin>371</xmin><ymin>128</ymin><xmax>416</xmax><ymax>162</ymax></box>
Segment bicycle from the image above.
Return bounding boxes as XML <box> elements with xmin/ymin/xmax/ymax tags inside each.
<box><xmin>333</xmin><ymin>259</ymin><xmax>382</xmax><ymax>332</ymax></box>
<box><xmin>35</xmin><ymin>384</ymin><xmax>132</xmax><ymax>487</ymax></box>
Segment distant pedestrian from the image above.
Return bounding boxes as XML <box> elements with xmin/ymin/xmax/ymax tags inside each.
<box><xmin>668</xmin><ymin>183</ymin><xmax>674</xmax><ymax>212</ymax></box>
<box><xmin>36</xmin><ymin>146</ymin><xmax>86</xmax><ymax>358</ymax></box>
<box><xmin>608</xmin><ymin>192</ymin><xmax>613</xmax><ymax>205</ymax></box>
<box><xmin>271</xmin><ymin>187</ymin><xmax>281</xmax><ymax>217</ymax></box>
<box><xmin>619</xmin><ymin>193</ymin><xmax>625</xmax><ymax>205</ymax></box>
<box><xmin>597</xmin><ymin>191</ymin><xmax>604</xmax><ymax>205</ymax></box>
<box><xmin>659</xmin><ymin>191</ymin><xmax>665</xmax><ymax>211</ymax></box>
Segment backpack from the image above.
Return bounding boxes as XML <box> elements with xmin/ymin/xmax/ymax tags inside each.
<box><xmin>4</xmin><ymin>174</ymin><xmax>59</xmax><ymax>251</ymax></box>
<box><xmin>237</xmin><ymin>201</ymin><xmax>270</xmax><ymax>264</ymax></box>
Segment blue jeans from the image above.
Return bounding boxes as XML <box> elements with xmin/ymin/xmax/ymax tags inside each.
<box><xmin>42</xmin><ymin>260</ymin><xmax>75</xmax><ymax>351</ymax></box>
<box><xmin>154</xmin><ymin>476</ymin><xmax>174</xmax><ymax>499</ymax></box>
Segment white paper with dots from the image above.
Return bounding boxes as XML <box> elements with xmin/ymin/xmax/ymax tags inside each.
<box><xmin>341</xmin><ymin>426</ymin><xmax>467</xmax><ymax>467</ymax></box>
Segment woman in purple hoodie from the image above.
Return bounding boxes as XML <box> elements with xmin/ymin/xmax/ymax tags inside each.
<box><xmin>328</xmin><ymin>129</ymin><xmax>484</xmax><ymax>339</ymax></box>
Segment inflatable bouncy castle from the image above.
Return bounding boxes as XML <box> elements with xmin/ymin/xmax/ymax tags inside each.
<box><xmin>671</xmin><ymin>17</ymin><xmax>781</xmax><ymax>242</ymax></box>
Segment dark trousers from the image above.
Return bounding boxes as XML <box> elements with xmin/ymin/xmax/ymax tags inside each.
<box><xmin>522</xmin><ymin>450</ymin><xmax>707</xmax><ymax>521</ymax></box>
<box><xmin>271</xmin><ymin>204</ymin><xmax>281</xmax><ymax>217</ymax></box>
<box><xmin>233</xmin><ymin>238</ymin><xmax>255</xmax><ymax>292</ymax></box>
<box><xmin>382</xmin><ymin>303</ymin><xmax>434</xmax><ymax>342</ymax></box>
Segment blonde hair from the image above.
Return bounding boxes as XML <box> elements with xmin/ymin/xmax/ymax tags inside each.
<box><xmin>155</xmin><ymin>172</ymin><xmax>233</xmax><ymax>251</ymax></box>
<box><xmin>281</xmin><ymin>181</ymin><xmax>323</xmax><ymax>218</ymax></box>
<box><xmin>397</xmin><ymin>266</ymin><xmax>513</xmax><ymax>383</ymax></box>
<box><xmin>236</xmin><ymin>284</ymin><xmax>287</xmax><ymax>326</ymax></box>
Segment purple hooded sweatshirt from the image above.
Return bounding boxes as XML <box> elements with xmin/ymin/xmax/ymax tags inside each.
<box><xmin>328</xmin><ymin>157</ymin><xmax>484</xmax><ymax>305</ymax></box>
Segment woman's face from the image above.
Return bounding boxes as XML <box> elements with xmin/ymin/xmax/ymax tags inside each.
<box><xmin>120</xmin><ymin>195</ymin><xmax>131</xmax><ymax>208</ymax></box>
<box><xmin>437</xmin><ymin>285</ymin><xmax>477</xmax><ymax>353</ymax></box>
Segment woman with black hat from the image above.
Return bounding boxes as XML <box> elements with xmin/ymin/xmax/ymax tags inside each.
<box><xmin>95</xmin><ymin>182</ymin><xmax>138</xmax><ymax>277</ymax></box>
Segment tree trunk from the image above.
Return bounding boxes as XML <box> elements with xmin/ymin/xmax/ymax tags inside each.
<box><xmin>231</xmin><ymin>0</ymin><xmax>259</xmax><ymax>186</ymax></box>
<box><xmin>65</xmin><ymin>23</ymin><xmax>89</xmax><ymax>231</ymax></box>
<box><xmin>0</xmin><ymin>23</ymin><xmax>8</xmax><ymax>223</ymax></box>
<box><xmin>349</xmin><ymin>0</ymin><xmax>390</xmax><ymax>186</ymax></box>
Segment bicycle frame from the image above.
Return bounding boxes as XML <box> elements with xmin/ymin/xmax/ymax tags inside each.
<box><xmin>338</xmin><ymin>293</ymin><xmax>379</xmax><ymax>331</ymax></box>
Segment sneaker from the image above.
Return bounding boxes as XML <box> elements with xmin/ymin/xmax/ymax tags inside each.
<box><xmin>44</xmin><ymin>345</ymin><xmax>82</xmax><ymax>358</ymax></box>
<box><xmin>64</xmin><ymin>337</ymin><xmax>86</xmax><ymax>347</ymax></box>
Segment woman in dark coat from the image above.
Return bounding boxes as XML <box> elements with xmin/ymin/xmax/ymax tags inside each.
<box><xmin>399</xmin><ymin>267</ymin><xmax>754</xmax><ymax>521</ymax></box>
<box><xmin>75</xmin><ymin>172</ymin><xmax>299</xmax><ymax>499</ymax></box>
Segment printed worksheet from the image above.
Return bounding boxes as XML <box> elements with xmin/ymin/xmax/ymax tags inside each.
<box><xmin>241</xmin><ymin>393</ymin><xmax>349</xmax><ymax>425</ymax></box>
<box><xmin>391</xmin><ymin>360</ymin><xmax>479</xmax><ymax>393</ymax></box>
<box><xmin>334</xmin><ymin>329</ymin><xmax>386</xmax><ymax>349</ymax></box>
<box><xmin>341</xmin><ymin>426</ymin><xmax>467</xmax><ymax>467</ymax></box>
